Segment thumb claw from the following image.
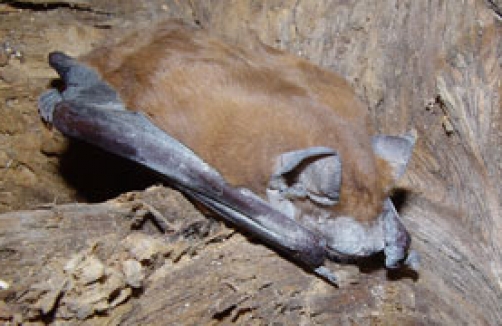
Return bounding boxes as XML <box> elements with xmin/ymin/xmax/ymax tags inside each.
<box><xmin>314</xmin><ymin>265</ymin><xmax>338</xmax><ymax>286</ymax></box>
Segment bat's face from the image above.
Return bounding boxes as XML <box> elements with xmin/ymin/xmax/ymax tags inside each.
<box><xmin>302</xmin><ymin>198</ymin><xmax>417</xmax><ymax>270</ymax></box>
<box><xmin>266</xmin><ymin>132</ymin><xmax>418</xmax><ymax>270</ymax></box>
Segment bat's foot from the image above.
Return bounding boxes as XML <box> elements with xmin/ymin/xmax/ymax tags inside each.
<box><xmin>38</xmin><ymin>89</ymin><xmax>62</xmax><ymax>124</ymax></box>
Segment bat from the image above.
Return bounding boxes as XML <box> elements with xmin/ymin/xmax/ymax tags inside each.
<box><xmin>38</xmin><ymin>21</ymin><xmax>419</xmax><ymax>284</ymax></box>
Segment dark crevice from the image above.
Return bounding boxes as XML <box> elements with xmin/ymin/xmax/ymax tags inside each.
<box><xmin>212</xmin><ymin>304</ymin><xmax>236</xmax><ymax>320</ymax></box>
<box><xmin>2</xmin><ymin>0</ymin><xmax>112</xmax><ymax>16</ymax></box>
<box><xmin>390</xmin><ymin>188</ymin><xmax>412</xmax><ymax>212</ymax></box>
<box><xmin>59</xmin><ymin>139</ymin><xmax>159</xmax><ymax>203</ymax></box>
<box><xmin>231</xmin><ymin>306</ymin><xmax>256</xmax><ymax>323</ymax></box>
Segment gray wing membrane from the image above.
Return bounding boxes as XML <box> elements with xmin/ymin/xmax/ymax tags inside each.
<box><xmin>39</xmin><ymin>52</ymin><xmax>337</xmax><ymax>284</ymax></box>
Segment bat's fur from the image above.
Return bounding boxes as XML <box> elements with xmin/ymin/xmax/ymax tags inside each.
<box><xmin>81</xmin><ymin>21</ymin><xmax>397</xmax><ymax>227</ymax></box>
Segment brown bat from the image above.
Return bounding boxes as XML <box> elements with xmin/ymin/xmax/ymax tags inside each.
<box><xmin>38</xmin><ymin>20</ymin><xmax>419</xmax><ymax>284</ymax></box>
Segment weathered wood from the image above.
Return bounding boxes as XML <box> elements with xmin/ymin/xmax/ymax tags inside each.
<box><xmin>0</xmin><ymin>186</ymin><xmax>418</xmax><ymax>325</ymax></box>
<box><xmin>0</xmin><ymin>0</ymin><xmax>500</xmax><ymax>324</ymax></box>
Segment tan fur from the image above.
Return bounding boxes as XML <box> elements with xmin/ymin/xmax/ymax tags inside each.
<box><xmin>82</xmin><ymin>20</ymin><xmax>393</xmax><ymax>222</ymax></box>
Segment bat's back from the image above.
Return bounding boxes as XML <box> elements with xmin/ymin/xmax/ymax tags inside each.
<box><xmin>82</xmin><ymin>20</ymin><xmax>392</xmax><ymax>223</ymax></box>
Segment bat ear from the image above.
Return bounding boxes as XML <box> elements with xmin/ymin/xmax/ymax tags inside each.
<box><xmin>268</xmin><ymin>147</ymin><xmax>342</xmax><ymax>207</ymax></box>
<box><xmin>372</xmin><ymin>130</ymin><xmax>417</xmax><ymax>189</ymax></box>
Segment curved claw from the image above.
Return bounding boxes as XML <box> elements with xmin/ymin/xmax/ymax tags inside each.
<box><xmin>314</xmin><ymin>266</ymin><xmax>338</xmax><ymax>286</ymax></box>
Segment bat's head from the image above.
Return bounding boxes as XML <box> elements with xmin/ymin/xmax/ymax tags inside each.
<box><xmin>268</xmin><ymin>131</ymin><xmax>419</xmax><ymax>271</ymax></box>
<box><xmin>323</xmin><ymin>130</ymin><xmax>419</xmax><ymax>270</ymax></box>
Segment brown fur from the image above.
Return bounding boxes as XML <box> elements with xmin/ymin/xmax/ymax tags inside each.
<box><xmin>82</xmin><ymin>21</ymin><xmax>394</xmax><ymax>222</ymax></box>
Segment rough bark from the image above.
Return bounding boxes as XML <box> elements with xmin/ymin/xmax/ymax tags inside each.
<box><xmin>0</xmin><ymin>0</ymin><xmax>500</xmax><ymax>325</ymax></box>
